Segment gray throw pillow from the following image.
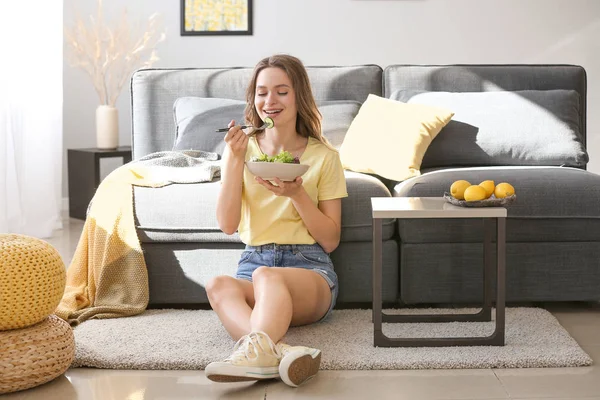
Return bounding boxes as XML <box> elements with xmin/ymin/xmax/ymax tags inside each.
<box><xmin>390</xmin><ymin>90</ymin><xmax>588</xmax><ymax>168</ymax></box>
<box><xmin>173</xmin><ymin>97</ymin><xmax>246</xmax><ymax>155</ymax></box>
<box><xmin>172</xmin><ymin>97</ymin><xmax>361</xmax><ymax>153</ymax></box>
<box><xmin>318</xmin><ymin>100</ymin><xmax>361</xmax><ymax>149</ymax></box>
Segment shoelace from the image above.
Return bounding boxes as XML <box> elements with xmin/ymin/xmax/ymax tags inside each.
<box><xmin>227</xmin><ymin>331</ymin><xmax>281</xmax><ymax>363</ymax></box>
<box><xmin>277</xmin><ymin>342</ymin><xmax>293</xmax><ymax>356</ymax></box>
<box><xmin>278</xmin><ymin>343</ymin><xmax>315</xmax><ymax>357</ymax></box>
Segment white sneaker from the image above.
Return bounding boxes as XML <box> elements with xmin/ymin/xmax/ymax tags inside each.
<box><xmin>205</xmin><ymin>331</ymin><xmax>281</xmax><ymax>382</ymax></box>
<box><xmin>277</xmin><ymin>342</ymin><xmax>322</xmax><ymax>387</ymax></box>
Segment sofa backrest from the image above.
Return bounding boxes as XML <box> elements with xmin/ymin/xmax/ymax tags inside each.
<box><xmin>384</xmin><ymin>65</ymin><xmax>588</xmax><ymax>169</ymax></box>
<box><xmin>130</xmin><ymin>65</ymin><xmax>382</xmax><ymax>159</ymax></box>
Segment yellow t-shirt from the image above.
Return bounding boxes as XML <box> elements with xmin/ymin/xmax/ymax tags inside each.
<box><xmin>238</xmin><ymin>136</ymin><xmax>348</xmax><ymax>245</ymax></box>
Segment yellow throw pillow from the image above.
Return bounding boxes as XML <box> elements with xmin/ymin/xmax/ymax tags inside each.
<box><xmin>339</xmin><ymin>94</ymin><xmax>454</xmax><ymax>181</ymax></box>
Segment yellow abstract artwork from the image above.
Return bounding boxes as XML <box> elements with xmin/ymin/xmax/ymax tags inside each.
<box><xmin>182</xmin><ymin>0</ymin><xmax>252</xmax><ymax>35</ymax></box>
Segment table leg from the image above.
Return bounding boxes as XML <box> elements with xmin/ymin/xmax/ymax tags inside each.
<box><xmin>489</xmin><ymin>216</ymin><xmax>506</xmax><ymax>345</ymax></box>
<box><xmin>482</xmin><ymin>217</ymin><xmax>494</xmax><ymax>320</ymax></box>
<box><xmin>372</xmin><ymin>218</ymin><xmax>384</xmax><ymax>345</ymax></box>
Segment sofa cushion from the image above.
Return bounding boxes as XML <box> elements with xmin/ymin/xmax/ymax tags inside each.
<box><xmin>390</xmin><ymin>90</ymin><xmax>588</xmax><ymax>168</ymax></box>
<box><xmin>339</xmin><ymin>94</ymin><xmax>454</xmax><ymax>182</ymax></box>
<box><xmin>341</xmin><ymin>171</ymin><xmax>396</xmax><ymax>241</ymax></box>
<box><xmin>133</xmin><ymin>181</ymin><xmax>236</xmax><ymax>243</ymax></box>
<box><xmin>393</xmin><ymin>166</ymin><xmax>600</xmax><ymax>243</ymax></box>
<box><xmin>134</xmin><ymin>170</ymin><xmax>395</xmax><ymax>244</ymax></box>
<box><xmin>172</xmin><ymin>97</ymin><xmax>360</xmax><ymax>154</ymax></box>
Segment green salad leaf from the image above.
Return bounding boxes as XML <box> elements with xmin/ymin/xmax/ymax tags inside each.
<box><xmin>250</xmin><ymin>150</ymin><xmax>300</xmax><ymax>164</ymax></box>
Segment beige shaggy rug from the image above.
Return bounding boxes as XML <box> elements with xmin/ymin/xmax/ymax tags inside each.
<box><xmin>72</xmin><ymin>307</ymin><xmax>592</xmax><ymax>370</ymax></box>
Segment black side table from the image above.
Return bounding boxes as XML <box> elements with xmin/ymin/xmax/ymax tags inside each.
<box><xmin>67</xmin><ymin>146</ymin><xmax>132</xmax><ymax>220</ymax></box>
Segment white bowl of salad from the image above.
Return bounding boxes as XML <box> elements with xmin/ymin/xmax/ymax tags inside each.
<box><xmin>246</xmin><ymin>151</ymin><xmax>309</xmax><ymax>182</ymax></box>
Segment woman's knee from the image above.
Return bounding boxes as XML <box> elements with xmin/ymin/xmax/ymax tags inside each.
<box><xmin>205</xmin><ymin>275</ymin><xmax>243</xmax><ymax>303</ymax></box>
<box><xmin>251</xmin><ymin>266</ymin><xmax>285</xmax><ymax>286</ymax></box>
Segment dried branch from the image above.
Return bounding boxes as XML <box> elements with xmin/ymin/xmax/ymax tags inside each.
<box><xmin>64</xmin><ymin>0</ymin><xmax>166</xmax><ymax>106</ymax></box>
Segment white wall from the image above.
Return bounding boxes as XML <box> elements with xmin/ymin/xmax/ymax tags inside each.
<box><xmin>63</xmin><ymin>0</ymin><xmax>600</xmax><ymax>197</ymax></box>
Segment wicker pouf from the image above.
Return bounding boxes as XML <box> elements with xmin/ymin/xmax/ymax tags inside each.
<box><xmin>0</xmin><ymin>234</ymin><xmax>66</xmax><ymax>330</ymax></box>
<box><xmin>0</xmin><ymin>315</ymin><xmax>75</xmax><ymax>394</ymax></box>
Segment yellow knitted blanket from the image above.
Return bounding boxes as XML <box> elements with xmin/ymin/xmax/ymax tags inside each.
<box><xmin>55</xmin><ymin>151</ymin><xmax>220</xmax><ymax>326</ymax></box>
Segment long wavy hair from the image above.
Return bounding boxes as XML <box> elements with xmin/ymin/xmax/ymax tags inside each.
<box><xmin>245</xmin><ymin>54</ymin><xmax>334</xmax><ymax>150</ymax></box>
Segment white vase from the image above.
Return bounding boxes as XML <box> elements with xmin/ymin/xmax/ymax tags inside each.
<box><xmin>96</xmin><ymin>105</ymin><xmax>119</xmax><ymax>149</ymax></box>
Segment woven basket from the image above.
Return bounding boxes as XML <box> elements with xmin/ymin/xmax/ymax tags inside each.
<box><xmin>0</xmin><ymin>234</ymin><xmax>66</xmax><ymax>330</ymax></box>
<box><xmin>0</xmin><ymin>315</ymin><xmax>75</xmax><ymax>394</ymax></box>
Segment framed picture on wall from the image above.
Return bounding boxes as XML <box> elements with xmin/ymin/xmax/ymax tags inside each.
<box><xmin>181</xmin><ymin>0</ymin><xmax>253</xmax><ymax>36</ymax></box>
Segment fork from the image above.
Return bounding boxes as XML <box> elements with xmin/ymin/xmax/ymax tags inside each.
<box><xmin>215</xmin><ymin>122</ymin><xmax>268</xmax><ymax>133</ymax></box>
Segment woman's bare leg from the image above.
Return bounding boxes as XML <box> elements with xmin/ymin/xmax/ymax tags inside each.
<box><xmin>205</xmin><ymin>268</ymin><xmax>330</xmax><ymax>384</ymax></box>
<box><xmin>205</xmin><ymin>275</ymin><xmax>282</xmax><ymax>383</ymax></box>
<box><xmin>205</xmin><ymin>275</ymin><xmax>256</xmax><ymax>341</ymax></box>
<box><xmin>250</xmin><ymin>266</ymin><xmax>332</xmax><ymax>343</ymax></box>
<box><xmin>206</xmin><ymin>268</ymin><xmax>331</xmax><ymax>342</ymax></box>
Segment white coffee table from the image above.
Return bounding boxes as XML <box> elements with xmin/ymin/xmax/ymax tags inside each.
<box><xmin>371</xmin><ymin>197</ymin><xmax>507</xmax><ymax>347</ymax></box>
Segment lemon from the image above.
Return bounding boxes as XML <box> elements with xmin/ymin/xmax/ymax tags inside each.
<box><xmin>494</xmin><ymin>182</ymin><xmax>515</xmax><ymax>198</ymax></box>
<box><xmin>450</xmin><ymin>180</ymin><xmax>471</xmax><ymax>200</ymax></box>
<box><xmin>479</xmin><ymin>180</ymin><xmax>495</xmax><ymax>198</ymax></box>
<box><xmin>464</xmin><ymin>185</ymin><xmax>487</xmax><ymax>201</ymax></box>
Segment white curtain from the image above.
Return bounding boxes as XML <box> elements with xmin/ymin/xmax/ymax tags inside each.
<box><xmin>0</xmin><ymin>2</ymin><xmax>63</xmax><ymax>238</ymax></box>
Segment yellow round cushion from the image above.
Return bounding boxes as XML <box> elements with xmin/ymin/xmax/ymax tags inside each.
<box><xmin>0</xmin><ymin>234</ymin><xmax>66</xmax><ymax>330</ymax></box>
<box><xmin>0</xmin><ymin>315</ymin><xmax>75</xmax><ymax>394</ymax></box>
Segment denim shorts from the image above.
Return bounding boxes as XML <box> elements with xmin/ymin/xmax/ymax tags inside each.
<box><xmin>236</xmin><ymin>243</ymin><xmax>338</xmax><ymax>322</ymax></box>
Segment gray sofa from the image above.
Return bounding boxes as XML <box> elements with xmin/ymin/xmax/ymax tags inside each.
<box><xmin>130</xmin><ymin>64</ymin><xmax>600</xmax><ymax>307</ymax></box>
